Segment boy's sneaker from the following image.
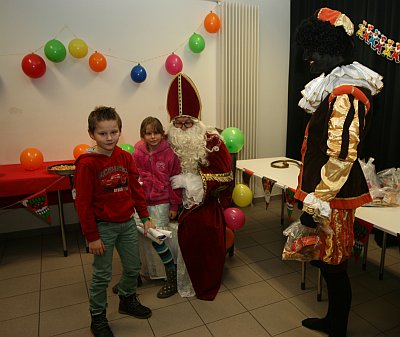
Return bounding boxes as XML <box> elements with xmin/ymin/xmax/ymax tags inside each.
<box><xmin>118</xmin><ymin>294</ymin><xmax>152</xmax><ymax>319</ymax></box>
<box><xmin>90</xmin><ymin>310</ymin><xmax>114</xmax><ymax>337</ymax></box>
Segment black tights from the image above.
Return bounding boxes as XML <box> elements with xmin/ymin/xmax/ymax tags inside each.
<box><xmin>320</xmin><ymin>262</ymin><xmax>352</xmax><ymax>337</ymax></box>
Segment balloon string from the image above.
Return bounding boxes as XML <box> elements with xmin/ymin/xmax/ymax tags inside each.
<box><xmin>0</xmin><ymin>4</ymin><xmax>219</xmax><ymax>65</ymax></box>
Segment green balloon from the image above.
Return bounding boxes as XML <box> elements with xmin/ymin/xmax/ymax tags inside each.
<box><xmin>119</xmin><ymin>143</ymin><xmax>135</xmax><ymax>154</ymax></box>
<box><xmin>221</xmin><ymin>127</ymin><xmax>245</xmax><ymax>154</ymax></box>
<box><xmin>44</xmin><ymin>39</ymin><xmax>66</xmax><ymax>63</ymax></box>
<box><xmin>189</xmin><ymin>33</ymin><xmax>205</xmax><ymax>53</ymax></box>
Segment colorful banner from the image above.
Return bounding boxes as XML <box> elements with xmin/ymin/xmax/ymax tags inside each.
<box><xmin>284</xmin><ymin>187</ymin><xmax>296</xmax><ymax>221</ymax></box>
<box><xmin>353</xmin><ymin>219</ymin><xmax>374</xmax><ymax>259</ymax></box>
<box><xmin>22</xmin><ymin>191</ymin><xmax>51</xmax><ymax>224</ymax></box>
<box><xmin>242</xmin><ymin>169</ymin><xmax>253</xmax><ymax>186</ymax></box>
<box><xmin>261</xmin><ymin>177</ymin><xmax>276</xmax><ymax>210</ymax></box>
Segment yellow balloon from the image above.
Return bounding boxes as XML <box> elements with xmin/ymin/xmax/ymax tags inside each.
<box><xmin>68</xmin><ymin>38</ymin><xmax>88</xmax><ymax>58</ymax></box>
<box><xmin>232</xmin><ymin>183</ymin><xmax>253</xmax><ymax>207</ymax></box>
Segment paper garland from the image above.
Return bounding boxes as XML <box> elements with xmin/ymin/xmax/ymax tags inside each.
<box><xmin>22</xmin><ymin>191</ymin><xmax>52</xmax><ymax>224</ymax></box>
<box><xmin>356</xmin><ymin>20</ymin><xmax>400</xmax><ymax>63</ymax></box>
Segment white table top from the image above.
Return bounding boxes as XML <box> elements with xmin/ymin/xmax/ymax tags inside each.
<box><xmin>236</xmin><ymin>157</ymin><xmax>300</xmax><ymax>189</ymax></box>
<box><xmin>355</xmin><ymin>206</ymin><xmax>400</xmax><ymax>236</ymax></box>
<box><xmin>236</xmin><ymin>157</ymin><xmax>400</xmax><ymax>236</ymax></box>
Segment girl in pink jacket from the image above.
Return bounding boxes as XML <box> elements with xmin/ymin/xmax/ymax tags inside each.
<box><xmin>134</xmin><ymin>117</ymin><xmax>182</xmax><ymax>298</ymax></box>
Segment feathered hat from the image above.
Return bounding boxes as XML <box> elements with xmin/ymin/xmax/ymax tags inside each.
<box><xmin>166</xmin><ymin>73</ymin><xmax>202</xmax><ymax>120</ymax></box>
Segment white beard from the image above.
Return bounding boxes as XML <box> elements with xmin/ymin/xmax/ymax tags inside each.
<box><xmin>167</xmin><ymin>121</ymin><xmax>209</xmax><ymax>174</ymax></box>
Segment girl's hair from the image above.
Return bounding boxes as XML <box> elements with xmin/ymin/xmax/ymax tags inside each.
<box><xmin>295</xmin><ymin>15</ymin><xmax>354</xmax><ymax>63</ymax></box>
<box><xmin>88</xmin><ymin>106</ymin><xmax>122</xmax><ymax>133</ymax></box>
<box><xmin>140</xmin><ymin>116</ymin><xmax>164</xmax><ymax>138</ymax></box>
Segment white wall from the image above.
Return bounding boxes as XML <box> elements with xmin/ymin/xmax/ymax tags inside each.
<box><xmin>0</xmin><ymin>0</ymin><xmax>290</xmax><ymax>231</ymax></box>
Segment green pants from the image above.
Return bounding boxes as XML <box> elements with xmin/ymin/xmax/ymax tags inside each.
<box><xmin>89</xmin><ymin>218</ymin><xmax>140</xmax><ymax>313</ymax></box>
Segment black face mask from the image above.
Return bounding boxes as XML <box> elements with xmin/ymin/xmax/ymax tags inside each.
<box><xmin>303</xmin><ymin>50</ymin><xmax>345</xmax><ymax>75</ymax></box>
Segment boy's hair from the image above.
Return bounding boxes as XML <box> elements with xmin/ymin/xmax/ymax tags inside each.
<box><xmin>88</xmin><ymin>106</ymin><xmax>122</xmax><ymax>133</ymax></box>
<box><xmin>140</xmin><ymin>116</ymin><xmax>164</xmax><ymax>138</ymax></box>
<box><xmin>295</xmin><ymin>16</ymin><xmax>354</xmax><ymax>63</ymax></box>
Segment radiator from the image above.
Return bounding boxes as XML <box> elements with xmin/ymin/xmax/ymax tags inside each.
<box><xmin>217</xmin><ymin>2</ymin><xmax>259</xmax><ymax>186</ymax></box>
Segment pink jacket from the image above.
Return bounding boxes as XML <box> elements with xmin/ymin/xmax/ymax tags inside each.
<box><xmin>133</xmin><ymin>139</ymin><xmax>182</xmax><ymax>211</ymax></box>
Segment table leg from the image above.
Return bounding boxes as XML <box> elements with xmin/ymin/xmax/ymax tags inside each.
<box><xmin>301</xmin><ymin>261</ymin><xmax>306</xmax><ymax>290</ymax></box>
<box><xmin>362</xmin><ymin>234</ymin><xmax>369</xmax><ymax>271</ymax></box>
<box><xmin>317</xmin><ymin>269</ymin><xmax>322</xmax><ymax>301</ymax></box>
<box><xmin>280</xmin><ymin>190</ymin><xmax>285</xmax><ymax>225</ymax></box>
<box><xmin>379</xmin><ymin>232</ymin><xmax>387</xmax><ymax>280</ymax></box>
<box><xmin>57</xmin><ymin>190</ymin><xmax>68</xmax><ymax>257</ymax></box>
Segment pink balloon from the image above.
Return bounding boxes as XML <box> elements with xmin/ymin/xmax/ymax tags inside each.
<box><xmin>223</xmin><ymin>207</ymin><xmax>246</xmax><ymax>230</ymax></box>
<box><xmin>165</xmin><ymin>53</ymin><xmax>183</xmax><ymax>75</ymax></box>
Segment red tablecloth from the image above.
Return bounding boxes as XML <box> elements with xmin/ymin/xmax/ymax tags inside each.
<box><xmin>0</xmin><ymin>160</ymin><xmax>73</xmax><ymax>198</ymax></box>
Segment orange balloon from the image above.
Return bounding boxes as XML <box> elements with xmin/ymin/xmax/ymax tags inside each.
<box><xmin>89</xmin><ymin>51</ymin><xmax>107</xmax><ymax>72</ymax></box>
<box><xmin>226</xmin><ymin>227</ymin><xmax>235</xmax><ymax>250</ymax></box>
<box><xmin>20</xmin><ymin>147</ymin><xmax>44</xmax><ymax>170</ymax></box>
<box><xmin>204</xmin><ymin>12</ymin><xmax>221</xmax><ymax>33</ymax></box>
<box><xmin>73</xmin><ymin>144</ymin><xmax>90</xmax><ymax>159</ymax></box>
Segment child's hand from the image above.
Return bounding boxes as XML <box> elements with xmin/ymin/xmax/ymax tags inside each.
<box><xmin>88</xmin><ymin>239</ymin><xmax>105</xmax><ymax>256</ymax></box>
<box><xmin>169</xmin><ymin>210</ymin><xmax>177</xmax><ymax>220</ymax></box>
<box><xmin>143</xmin><ymin>220</ymin><xmax>156</xmax><ymax>236</ymax></box>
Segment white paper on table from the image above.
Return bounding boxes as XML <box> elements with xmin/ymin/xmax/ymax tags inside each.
<box><xmin>136</xmin><ymin>225</ymin><xmax>172</xmax><ymax>244</ymax></box>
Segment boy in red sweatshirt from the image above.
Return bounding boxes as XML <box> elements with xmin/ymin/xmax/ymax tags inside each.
<box><xmin>74</xmin><ymin>106</ymin><xmax>155</xmax><ymax>337</ymax></box>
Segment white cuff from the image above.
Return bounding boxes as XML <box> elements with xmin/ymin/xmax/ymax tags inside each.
<box><xmin>303</xmin><ymin>193</ymin><xmax>331</xmax><ymax>219</ymax></box>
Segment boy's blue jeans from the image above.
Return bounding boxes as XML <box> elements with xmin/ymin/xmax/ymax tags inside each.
<box><xmin>89</xmin><ymin>218</ymin><xmax>140</xmax><ymax>314</ymax></box>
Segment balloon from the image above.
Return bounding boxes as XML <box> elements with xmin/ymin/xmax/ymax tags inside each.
<box><xmin>68</xmin><ymin>38</ymin><xmax>88</xmax><ymax>58</ymax></box>
<box><xmin>119</xmin><ymin>143</ymin><xmax>135</xmax><ymax>154</ymax></box>
<box><xmin>221</xmin><ymin>127</ymin><xmax>245</xmax><ymax>153</ymax></box>
<box><xmin>89</xmin><ymin>51</ymin><xmax>107</xmax><ymax>72</ymax></box>
<box><xmin>204</xmin><ymin>12</ymin><xmax>221</xmax><ymax>33</ymax></box>
<box><xmin>226</xmin><ymin>227</ymin><xmax>235</xmax><ymax>250</ymax></box>
<box><xmin>131</xmin><ymin>64</ymin><xmax>147</xmax><ymax>83</ymax></box>
<box><xmin>224</xmin><ymin>207</ymin><xmax>246</xmax><ymax>230</ymax></box>
<box><xmin>232</xmin><ymin>183</ymin><xmax>253</xmax><ymax>207</ymax></box>
<box><xmin>165</xmin><ymin>53</ymin><xmax>183</xmax><ymax>75</ymax></box>
<box><xmin>20</xmin><ymin>147</ymin><xmax>44</xmax><ymax>170</ymax></box>
<box><xmin>44</xmin><ymin>39</ymin><xmax>66</xmax><ymax>63</ymax></box>
<box><xmin>189</xmin><ymin>33</ymin><xmax>205</xmax><ymax>53</ymax></box>
<box><xmin>21</xmin><ymin>53</ymin><xmax>46</xmax><ymax>79</ymax></box>
<box><xmin>73</xmin><ymin>144</ymin><xmax>90</xmax><ymax>159</ymax></box>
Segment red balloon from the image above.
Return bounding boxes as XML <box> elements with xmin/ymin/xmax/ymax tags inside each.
<box><xmin>226</xmin><ymin>227</ymin><xmax>235</xmax><ymax>250</ymax></box>
<box><xmin>73</xmin><ymin>144</ymin><xmax>91</xmax><ymax>159</ymax></box>
<box><xmin>224</xmin><ymin>207</ymin><xmax>246</xmax><ymax>230</ymax></box>
<box><xmin>89</xmin><ymin>51</ymin><xmax>107</xmax><ymax>72</ymax></box>
<box><xmin>165</xmin><ymin>53</ymin><xmax>183</xmax><ymax>75</ymax></box>
<box><xmin>20</xmin><ymin>147</ymin><xmax>44</xmax><ymax>170</ymax></box>
<box><xmin>204</xmin><ymin>12</ymin><xmax>221</xmax><ymax>33</ymax></box>
<box><xmin>21</xmin><ymin>53</ymin><xmax>46</xmax><ymax>78</ymax></box>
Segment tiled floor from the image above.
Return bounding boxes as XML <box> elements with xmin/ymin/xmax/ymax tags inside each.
<box><xmin>1</xmin><ymin>197</ymin><xmax>400</xmax><ymax>337</ymax></box>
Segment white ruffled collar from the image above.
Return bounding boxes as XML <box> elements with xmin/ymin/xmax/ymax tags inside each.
<box><xmin>298</xmin><ymin>61</ymin><xmax>384</xmax><ymax>114</ymax></box>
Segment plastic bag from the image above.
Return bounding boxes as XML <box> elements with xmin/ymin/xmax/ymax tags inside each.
<box><xmin>359</xmin><ymin>158</ymin><xmax>400</xmax><ymax>206</ymax></box>
<box><xmin>282</xmin><ymin>220</ymin><xmax>321</xmax><ymax>261</ymax></box>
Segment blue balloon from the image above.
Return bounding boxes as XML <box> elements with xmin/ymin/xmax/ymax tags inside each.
<box><xmin>131</xmin><ymin>64</ymin><xmax>147</xmax><ymax>83</ymax></box>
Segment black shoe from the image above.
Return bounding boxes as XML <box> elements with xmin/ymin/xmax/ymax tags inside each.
<box><xmin>90</xmin><ymin>310</ymin><xmax>114</xmax><ymax>337</ymax></box>
<box><xmin>119</xmin><ymin>294</ymin><xmax>152</xmax><ymax>319</ymax></box>
<box><xmin>302</xmin><ymin>317</ymin><xmax>329</xmax><ymax>334</ymax></box>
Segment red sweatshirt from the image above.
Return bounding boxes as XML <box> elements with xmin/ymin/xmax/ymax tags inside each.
<box><xmin>74</xmin><ymin>146</ymin><xmax>149</xmax><ymax>242</ymax></box>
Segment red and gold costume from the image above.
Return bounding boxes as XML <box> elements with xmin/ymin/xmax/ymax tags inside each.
<box><xmin>295</xmin><ymin>63</ymin><xmax>383</xmax><ymax>265</ymax></box>
<box><xmin>167</xmin><ymin>73</ymin><xmax>234</xmax><ymax>300</ymax></box>
<box><xmin>177</xmin><ymin>133</ymin><xmax>232</xmax><ymax>300</ymax></box>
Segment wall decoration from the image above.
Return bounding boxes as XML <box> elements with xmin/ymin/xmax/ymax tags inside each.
<box><xmin>1</xmin><ymin>2</ymin><xmax>223</xmax><ymax>80</ymax></box>
<box><xmin>44</xmin><ymin>39</ymin><xmax>67</xmax><ymax>63</ymax></box>
<box><xmin>21</xmin><ymin>53</ymin><xmax>47</xmax><ymax>78</ymax></box>
<box><xmin>165</xmin><ymin>53</ymin><xmax>183</xmax><ymax>75</ymax></box>
<box><xmin>356</xmin><ymin>20</ymin><xmax>400</xmax><ymax>63</ymax></box>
